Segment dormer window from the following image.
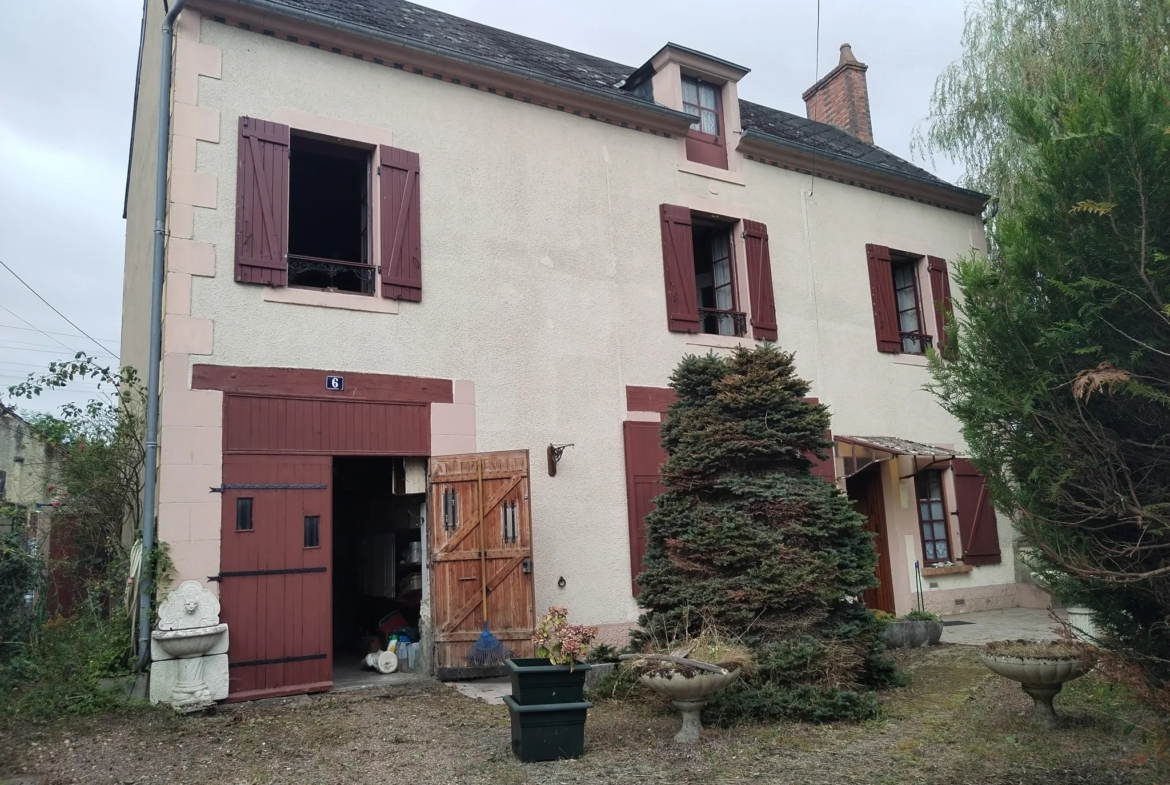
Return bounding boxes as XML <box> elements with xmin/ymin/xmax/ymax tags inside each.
<box><xmin>680</xmin><ymin>75</ymin><xmax>727</xmax><ymax>170</ymax></box>
<box><xmin>682</xmin><ymin>76</ymin><xmax>720</xmax><ymax>135</ymax></box>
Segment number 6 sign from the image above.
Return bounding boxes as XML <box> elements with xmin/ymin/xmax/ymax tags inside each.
<box><xmin>325</xmin><ymin>375</ymin><xmax>344</xmax><ymax>391</ymax></box>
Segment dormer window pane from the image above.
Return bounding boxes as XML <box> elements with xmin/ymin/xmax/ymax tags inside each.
<box><xmin>682</xmin><ymin>76</ymin><xmax>720</xmax><ymax>137</ymax></box>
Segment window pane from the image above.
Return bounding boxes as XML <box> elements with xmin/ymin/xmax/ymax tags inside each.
<box><xmin>933</xmin><ymin>522</ymin><xmax>947</xmax><ymax>540</ymax></box>
<box><xmin>919</xmin><ymin>502</ymin><xmax>931</xmax><ymax>520</ymax></box>
<box><xmin>699</xmin><ymin>83</ymin><xmax>718</xmax><ymax>109</ymax></box>
<box><xmin>236</xmin><ymin>498</ymin><xmax>253</xmax><ymax>531</ymax></box>
<box><xmin>682</xmin><ymin>79</ymin><xmax>699</xmax><ymax>106</ymax></box>
<box><xmin>700</xmin><ymin>109</ymin><xmax>719</xmax><ymax>135</ymax></box>
<box><xmin>936</xmin><ymin>541</ymin><xmax>949</xmax><ymax>559</ymax></box>
<box><xmin>304</xmin><ymin>515</ymin><xmax>320</xmax><ymax>548</ymax></box>
<box><xmin>931</xmin><ymin>502</ymin><xmax>945</xmax><ymax>520</ymax></box>
<box><xmin>925</xmin><ymin>542</ymin><xmax>936</xmax><ymax>560</ymax></box>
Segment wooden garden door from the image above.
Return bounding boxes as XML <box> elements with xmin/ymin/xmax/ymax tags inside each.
<box><xmin>218</xmin><ymin>454</ymin><xmax>333</xmax><ymax>701</ymax></box>
<box><xmin>429</xmin><ymin>450</ymin><xmax>536</xmax><ymax>679</ymax></box>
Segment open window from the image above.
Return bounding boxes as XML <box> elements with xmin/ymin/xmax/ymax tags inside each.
<box><xmin>865</xmin><ymin>244</ymin><xmax>934</xmax><ymax>355</ymax></box>
<box><xmin>287</xmin><ymin>136</ymin><xmax>373</xmax><ymax>295</ymax></box>
<box><xmin>659</xmin><ymin>204</ymin><xmax>775</xmax><ymax>339</ymax></box>
<box><xmin>234</xmin><ymin>117</ymin><xmax>424</xmax><ymax>301</ymax></box>
<box><xmin>692</xmin><ymin>219</ymin><xmax>742</xmax><ymax>336</ymax></box>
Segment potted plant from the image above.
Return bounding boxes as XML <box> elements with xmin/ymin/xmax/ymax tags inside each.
<box><xmin>880</xmin><ymin>609</ymin><xmax>944</xmax><ymax>649</ymax></box>
<box><xmin>503</xmin><ymin>607</ymin><xmax>598</xmax><ymax>762</ymax></box>
<box><xmin>980</xmin><ymin>639</ymin><xmax>1096</xmax><ymax>728</ymax></box>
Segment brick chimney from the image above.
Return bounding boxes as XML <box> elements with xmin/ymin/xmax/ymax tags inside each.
<box><xmin>802</xmin><ymin>43</ymin><xmax>873</xmax><ymax>143</ymax></box>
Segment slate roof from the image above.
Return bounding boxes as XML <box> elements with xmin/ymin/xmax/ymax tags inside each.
<box><xmin>249</xmin><ymin>0</ymin><xmax>962</xmax><ymax>191</ymax></box>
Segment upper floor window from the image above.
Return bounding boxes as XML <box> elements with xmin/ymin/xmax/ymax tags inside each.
<box><xmin>865</xmin><ymin>244</ymin><xmax>951</xmax><ymax>356</ymax></box>
<box><xmin>891</xmin><ymin>255</ymin><xmax>928</xmax><ymax>354</ymax></box>
<box><xmin>692</xmin><ymin>221</ymin><xmax>740</xmax><ymax>336</ymax></box>
<box><xmin>916</xmin><ymin>469</ymin><xmax>952</xmax><ymax>564</ymax></box>
<box><xmin>234</xmin><ymin>116</ymin><xmax>423</xmax><ymax>302</ymax></box>
<box><xmin>682</xmin><ymin>76</ymin><xmax>720</xmax><ymax>136</ymax></box>
<box><xmin>681</xmin><ymin>77</ymin><xmax>727</xmax><ymax>170</ymax></box>
<box><xmin>658</xmin><ymin>205</ymin><xmax>778</xmax><ymax>341</ymax></box>
<box><xmin>287</xmin><ymin>136</ymin><xmax>372</xmax><ymax>295</ymax></box>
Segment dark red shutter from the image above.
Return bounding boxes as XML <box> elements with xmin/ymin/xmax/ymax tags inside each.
<box><xmin>234</xmin><ymin>117</ymin><xmax>290</xmax><ymax>285</ymax></box>
<box><xmin>927</xmin><ymin>256</ymin><xmax>955</xmax><ymax>357</ymax></box>
<box><xmin>952</xmin><ymin>458</ymin><xmax>1002</xmax><ymax>565</ymax></box>
<box><xmin>660</xmin><ymin>205</ymin><xmax>699</xmax><ymax>332</ymax></box>
<box><xmin>623</xmin><ymin>420</ymin><xmax>667</xmax><ymax>595</ymax></box>
<box><xmin>865</xmin><ymin>243</ymin><xmax>901</xmax><ymax>353</ymax></box>
<box><xmin>801</xmin><ymin>397</ymin><xmax>836</xmax><ymax>482</ymax></box>
<box><xmin>743</xmin><ymin>219</ymin><xmax>778</xmax><ymax>341</ymax></box>
<box><xmin>379</xmin><ymin>145</ymin><xmax>422</xmax><ymax>302</ymax></box>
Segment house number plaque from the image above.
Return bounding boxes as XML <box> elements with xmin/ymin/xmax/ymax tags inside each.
<box><xmin>325</xmin><ymin>375</ymin><xmax>344</xmax><ymax>391</ymax></box>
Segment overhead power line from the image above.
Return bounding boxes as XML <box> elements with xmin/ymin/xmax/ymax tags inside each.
<box><xmin>0</xmin><ymin>321</ymin><xmax>120</xmax><ymax>345</ymax></box>
<box><xmin>0</xmin><ymin>259</ymin><xmax>119</xmax><ymax>357</ymax></box>
<box><xmin>0</xmin><ymin>303</ymin><xmax>79</xmax><ymax>355</ymax></box>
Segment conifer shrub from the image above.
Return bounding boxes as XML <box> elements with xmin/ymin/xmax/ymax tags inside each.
<box><xmin>635</xmin><ymin>345</ymin><xmax>897</xmax><ymax>723</ymax></box>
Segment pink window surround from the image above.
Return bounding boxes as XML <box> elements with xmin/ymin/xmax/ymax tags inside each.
<box><xmin>682</xmin><ymin>76</ymin><xmax>728</xmax><ymax>170</ymax></box>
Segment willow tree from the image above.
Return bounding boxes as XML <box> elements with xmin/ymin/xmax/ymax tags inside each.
<box><xmin>917</xmin><ymin>0</ymin><xmax>1170</xmax><ymax>206</ymax></box>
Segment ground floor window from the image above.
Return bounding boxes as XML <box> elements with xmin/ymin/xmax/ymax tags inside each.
<box><xmin>916</xmin><ymin>469</ymin><xmax>952</xmax><ymax>563</ymax></box>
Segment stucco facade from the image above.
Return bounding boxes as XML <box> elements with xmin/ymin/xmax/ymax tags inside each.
<box><xmin>123</xmin><ymin>5</ymin><xmax>1027</xmax><ymax>661</ymax></box>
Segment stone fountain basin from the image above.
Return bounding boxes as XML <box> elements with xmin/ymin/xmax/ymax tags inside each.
<box><xmin>152</xmin><ymin>624</ymin><xmax>228</xmax><ymax>659</ymax></box>
<box><xmin>979</xmin><ymin>654</ymin><xmax>1088</xmax><ymax>686</ymax></box>
<box><xmin>638</xmin><ymin>667</ymin><xmax>741</xmax><ymax>701</ymax></box>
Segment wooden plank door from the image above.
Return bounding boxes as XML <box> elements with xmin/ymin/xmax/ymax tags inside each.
<box><xmin>622</xmin><ymin>421</ymin><xmax>667</xmax><ymax>596</ymax></box>
<box><xmin>848</xmin><ymin>469</ymin><xmax>896</xmax><ymax>614</ymax></box>
<box><xmin>429</xmin><ymin>450</ymin><xmax>535</xmax><ymax>679</ymax></box>
<box><xmin>218</xmin><ymin>454</ymin><xmax>333</xmax><ymax>701</ymax></box>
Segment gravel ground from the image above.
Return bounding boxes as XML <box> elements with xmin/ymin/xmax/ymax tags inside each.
<box><xmin>0</xmin><ymin>645</ymin><xmax>1164</xmax><ymax>785</ymax></box>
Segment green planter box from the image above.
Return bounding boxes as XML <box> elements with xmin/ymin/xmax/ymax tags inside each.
<box><xmin>505</xmin><ymin>658</ymin><xmax>592</xmax><ymax>705</ymax></box>
<box><xmin>503</xmin><ymin>695</ymin><xmax>591</xmax><ymax>762</ymax></box>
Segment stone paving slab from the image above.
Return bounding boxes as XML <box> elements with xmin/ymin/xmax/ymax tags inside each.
<box><xmin>940</xmin><ymin>606</ymin><xmax>1068</xmax><ymax>646</ymax></box>
<box><xmin>444</xmin><ymin>676</ymin><xmax>510</xmax><ymax>705</ymax></box>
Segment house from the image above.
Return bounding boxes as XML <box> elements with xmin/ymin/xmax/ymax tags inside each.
<box><xmin>120</xmin><ymin>0</ymin><xmax>1044</xmax><ymax>700</ymax></box>
<box><xmin>0</xmin><ymin>406</ymin><xmax>54</xmax><ymax>520</ymax></box>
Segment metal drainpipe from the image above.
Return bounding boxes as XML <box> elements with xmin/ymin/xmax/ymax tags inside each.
<box><xmin>136</xmin><ymin>0</ymin><xmax>189</xmax><ymax>671</ymax></box>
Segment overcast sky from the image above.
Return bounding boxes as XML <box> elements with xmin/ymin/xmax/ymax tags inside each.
<box><xmin>0</xmin><ymin>0</ymin><xmax>966</xmax><ymax>416</ymax></box>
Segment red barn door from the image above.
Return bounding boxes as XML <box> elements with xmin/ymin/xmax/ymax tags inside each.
<box><xmin>218</xmin><ymin>454</ymin><xmax>333</xmax><ymax>701</ymax></box>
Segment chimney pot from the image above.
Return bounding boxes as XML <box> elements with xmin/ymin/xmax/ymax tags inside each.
<box><xmin>802</xmin><ymin>43</ymin><xmax>874</xmax><ymax>144</ymax></box>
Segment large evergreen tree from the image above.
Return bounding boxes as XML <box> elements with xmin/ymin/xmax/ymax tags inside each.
<box><xmin>637</xmin><ymin>345</ymin><xmax>895</xmax><ymax>723</ymax></box>
<box><xmin>928</xmin><ymin>57</ymin><xmax>1170</xmax><ymax>704</ymax></box>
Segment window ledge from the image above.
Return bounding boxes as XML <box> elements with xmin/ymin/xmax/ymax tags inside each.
<box><xmin>677</xmin><ymin>158</ymin><xmax>746</xmax><ymax>186</ymax></box>
<box><xmin>263</xmin><ymin>286</ymin><xmax>399</xmax><ymax>314</ymax></box>
<box><xmin>685</xmin><ymin>333</ymin><xmax>756</xmax><ymax>350</ymax></box>
<box><xmin>890</xmin><ymin>353</ymin><xmax>929</xmax><ymax>367</ymax></box>
<box><xmin>921</xmin><ymin>564</ymin><xmax>974</xmax><ymax>577</ymax></box>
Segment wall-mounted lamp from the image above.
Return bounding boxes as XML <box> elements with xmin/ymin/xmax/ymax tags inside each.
<box><xmin>547</xmin><ymin>443</ymin><xmax>574</xmax><ymax>477</ymax></box>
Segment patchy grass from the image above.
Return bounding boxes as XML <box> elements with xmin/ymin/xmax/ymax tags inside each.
<box><xmin>0</xmin><ymin>646</ymin><xmax>1164</xmax><ymax>784</ymax></box>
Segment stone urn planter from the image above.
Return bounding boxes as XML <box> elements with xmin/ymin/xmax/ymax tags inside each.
<box><xmin>623</xmin><ymin>654</ymin><xmax>742</xmax><ymax>743</ymax></box>
<box><xmin>980</xmin><ymin>641</ymin><xmax>1094</xmax><ymax>728</ymax></box>
<box><xmin>883</xmin><ymin>620</ymin><xmax>943</xmax><ymax>649</ymax></box>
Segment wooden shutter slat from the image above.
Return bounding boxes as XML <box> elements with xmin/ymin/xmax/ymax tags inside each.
<box><xmin>952</xmin><ymin>458</ymin><xmax>1002</xmax><ymax>565</ymax></box>
<box><xmin>235</xmin><ymin>117</ymin><xmax>290</xmax><ymax>285</ymax></box>
<box><xmin>743</xmin><ymin>219</ymin><xmax>778</xmax><ymax>341</ymax></box>
<box><xmin>865</xmin><ymin>243</ymin><xmax>901</xmax><ymax>353</ymax></box>
<box><xmin>660</xmin><ymin>204</ymin><xmax>699</xmax><ymax>332</ymax></box>
<box><xmin>927</xmin><ymin>256</ymin><xmax>955</xmax><ymax>357</ymax></box>
<box><xmin>379</xmin><ymin>145</ymin><xmax>422</xmax><ymax>302</ymax></box>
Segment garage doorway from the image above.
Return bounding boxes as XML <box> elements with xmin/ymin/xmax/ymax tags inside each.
<box><xmin>331</xmin><ymin>456</ymin><xmax>427</xmax><ymax>687</ymax></box>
